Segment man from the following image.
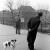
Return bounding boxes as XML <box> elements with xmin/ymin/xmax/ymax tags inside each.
<box><xmin>16</xmin><ymin>17</ymin><xmax>21</xmax><ymax>34</ymax></box>
<box><xmin>27</xmin><ymin>12</ymin><xmax>43</xmax><ymax>50</ymax></box>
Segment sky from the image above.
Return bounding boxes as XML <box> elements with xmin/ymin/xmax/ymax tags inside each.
<box><xmin>0</xmin><ymin>0</ymin><xmax>50</xmax><ymax>11</ymax></box>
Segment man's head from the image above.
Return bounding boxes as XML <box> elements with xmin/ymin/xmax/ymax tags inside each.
<box><xmin>38</xmin><ymin>12</ymin><xmax>43</xmax><ymax>17</ymax></box>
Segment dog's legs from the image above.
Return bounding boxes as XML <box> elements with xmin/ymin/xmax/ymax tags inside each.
<box><xmin>11</xmin><ymin>43</ymin><xmax>15</xmax><ymax>50</ymax></box>
<box><xmin>13</xmin><ymin>47</ymin><xmax>15</xmax><ymax>50</ymax></box>
<box><xmin>10</xmin><ymin>46</ymin><xmax>15</xmax><ymax>50</ymax></box>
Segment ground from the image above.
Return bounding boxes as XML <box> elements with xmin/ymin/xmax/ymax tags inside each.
<box><xmin>0</xmin><ymin>24</ymin><xmax>50</xmax><ymax>50</ymax></box>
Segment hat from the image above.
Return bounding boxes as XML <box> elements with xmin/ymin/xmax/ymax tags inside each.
<box><xmin>38</xmin><ymin>12</ymin><xmax>43</xmax><ymax>17</ymax></box>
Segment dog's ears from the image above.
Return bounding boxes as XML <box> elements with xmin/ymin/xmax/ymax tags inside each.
<box><xmin>11</xmin><ymin>40</ymin><xmax>14</xmax><ymax>42</ymax></box>
<box><xmin>11</xmin><ymin>39</ymin><xmax>16</xmax><ymax>42</ymax></box>
<box><xmin>15</xmin><ymin>40</ymin><xmax>16</xmax><ymax>42</ymax></box>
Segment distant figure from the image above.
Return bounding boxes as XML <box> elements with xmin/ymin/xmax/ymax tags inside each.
<box><xmin>27</xmin><ymin>12</ymin><xmax>43</xmax><ymax>50</ymax></box>
<box><xmin>16</xmin><ymin>17</ymin><xmax>21</xmax><ymax>34</ymax></box>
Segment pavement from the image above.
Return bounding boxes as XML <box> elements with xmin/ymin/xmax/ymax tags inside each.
<box><xmin>0</xmin><ymin>24</ymin><xmax>50</xmax><ymax>50</ymax></box>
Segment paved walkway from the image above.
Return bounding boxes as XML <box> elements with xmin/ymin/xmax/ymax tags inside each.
<box><xmin>0</xmin><ymin>24</ymin><xmax>50</xmax><ymax>50</ymax></box>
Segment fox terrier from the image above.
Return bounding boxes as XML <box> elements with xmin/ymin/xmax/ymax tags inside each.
<box><xmin>3</xmin><ymin>39</ymin><xmax>16</xmax><ymax>48</ymax></box>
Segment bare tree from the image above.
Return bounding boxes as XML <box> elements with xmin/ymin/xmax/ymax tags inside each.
<box><xmin>6</xmin><ymin>0</ymin><xmax>30</xmax><ymax>18</ymax></box>
<box><xmin>6</xmin><ymin>0</ymin><xmax>14</xmax><ymax>18</ymax></box>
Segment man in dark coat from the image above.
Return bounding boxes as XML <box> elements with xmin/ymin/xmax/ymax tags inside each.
<box><xmin>27</xmin><ymin>12</ymin><xmax>43</xmax><ymax>50</ymax></box>
<box><xmin>16</xmin><ymin>17</ymin><xmax>21</xmax><ymax>34</ymax></box>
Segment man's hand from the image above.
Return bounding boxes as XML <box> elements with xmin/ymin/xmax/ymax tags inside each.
<box><xmin>28</xmin><ymin>29</ymin><xmax>31</xmax><ymax>31</ymax></box>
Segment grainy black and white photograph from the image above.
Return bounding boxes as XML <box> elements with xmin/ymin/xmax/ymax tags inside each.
<box><xmin>0</xmin><ymin>0</ymin><xmax>50</xmax><ymax>50</ymax></box>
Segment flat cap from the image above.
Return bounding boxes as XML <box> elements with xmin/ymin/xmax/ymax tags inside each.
<box><xmin>38</xmin><ymin>12</ymin><xmax>43</xmax><ymax>17</ymax></box>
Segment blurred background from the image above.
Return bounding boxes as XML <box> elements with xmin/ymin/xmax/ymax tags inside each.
<box><xmin>0</xmin><ymin>0</ymin><xmax>50</xmax><ymax>33</ymax></box>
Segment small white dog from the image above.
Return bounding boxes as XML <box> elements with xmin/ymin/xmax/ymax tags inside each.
<box><xmin>3</xmin><ymin>39</ymin><xmax>16</xmax><ymax>48</ymax></box>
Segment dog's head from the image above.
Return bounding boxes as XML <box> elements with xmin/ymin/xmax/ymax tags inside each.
<box><xmin>10</xmin><ymin>39</ymin><xmax>17</xmax><ymax>48</ymax></box>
